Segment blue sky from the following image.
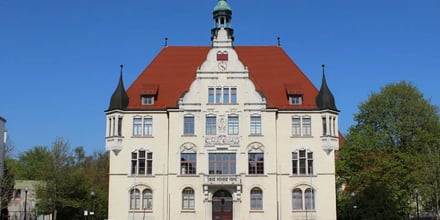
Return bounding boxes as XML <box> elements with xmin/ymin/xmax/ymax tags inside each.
<box><xmin>1</xmin><ymin>0</ymin><xmax>439</xmax><ymax>155</ymax></box>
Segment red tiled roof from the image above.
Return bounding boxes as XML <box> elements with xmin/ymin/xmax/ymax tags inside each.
<box><xmin>126</xmin><ymin>46</ymin><xmax>319</xmax><ymax>110</ymax></box>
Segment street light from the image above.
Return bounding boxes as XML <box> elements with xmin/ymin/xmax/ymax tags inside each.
<box><xmin>90</xmin><ymin>191</ymin><xmax>96</xmax><ymax>220</ymax></box>
<box><xmin>24</xmin><ymin>187</ymin><xmax>28</xmax><ymax>220</ymax></box>
<box><xmin>414</xmin><ymin>188</ymin><xmax>419</xmax><ymax>220</ymax></box>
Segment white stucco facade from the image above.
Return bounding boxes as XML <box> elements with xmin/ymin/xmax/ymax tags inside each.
<box><xmin>105</xmin><ymin>2</ymin><xmax>339</xmax><ymax>220</ymax></box>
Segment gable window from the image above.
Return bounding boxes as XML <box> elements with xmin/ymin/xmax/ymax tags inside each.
<box><xmin>289</xmin><ymin>94</ymin><xmax>303</xmax><ymax>105</ymax></box>
<box><xmin>182</xmin><ymin>188</ymin><xmax>195</xmax><ymax>210</ymax></box>
<box><xmin>248</xmin><ymin>153</ymin><xmax>264</xmax><ymax>175</ymax></box>
<box><xmin>143</xmin><ymin>189</ymin><xmax>153</xmax><ymax>210</ymax></box>
<box><xmin>228</xmin><ymin>116</ymin><xmax>239</xmax><ymax>135</ymax></box>
<box><xmin>292</xmin><ymin>187</ymin><xmax>315</xmax><ymax>211</ymax></box>
<box><xmin>206</xmin><ymin>116</ymin><xmax>217</xmax><ymax>135</ymax></box>
<box><xmin>141</xmin><ymin>95</ymin><xmax>155</xmax><ymax>105</ymax></box>
<box><xmin>250</xmin><ymin>188</ymin><xmax>263</xmax><ymax>210</ymax></box>
<box><xmin>292</xmin><ymin>150</ymin><xmax>313</xmax><ymax>175</ymax></box>
<box><xmin>208</xmin><ymin>87</ymin><xmax>238</xmax><ymax>104</ymax></box>
<box><xmin>131</xmin><ymin>150</ymin><xmax>153</xmax><ymax>176</ymax></box>
<box><xmin>181</xmin><ymin>153</ymin><xmax>197</xmax><ymax>175</ymax></box>
<box><xmin>183</xmin><ymin>116</ymin><xmax>195</xmax><ymax>135</ymax></box>
<box><xmin>250</xmin><ymin>115</ymin><xmax>262</xmax><ymax>135</ymax></box>
<box><xmin>208</xmin><ymin>88</ymin><xmax>215</xmax><ymax>104</ymax></box>
<box><xmin>291</xmin><ymin>116</ymin><xmax>312</xmax><ymax>137</ymax></box>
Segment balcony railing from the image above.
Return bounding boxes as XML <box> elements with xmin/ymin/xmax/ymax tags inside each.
<box><xmin>204</xmin><ymin>175</ymin><xmax>241</xmax><ymax>185</ymax></box>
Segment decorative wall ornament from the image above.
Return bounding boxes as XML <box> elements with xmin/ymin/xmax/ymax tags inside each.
<box><xmin>218</xmin><ymin>116</ymin><xmax>227</xmax><ymax>134</ymax></box>
<box><xmin>246</xmin><ymin>142</ymin><xmax>264</xmax><ymax>153</ymax></box>
<box><xmin>205</xmin><ymin>135</ymin><xmax>240</xmax><ymax>146</ymax></box>
<box><xmin>180</xmin><ymin>142</ymin><xmax>197</xmax><ymax>153</ymax></box>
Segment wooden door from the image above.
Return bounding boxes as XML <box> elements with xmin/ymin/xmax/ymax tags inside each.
<box><xmin>212</xmin><ymin>190</ymin><xmax>233</xmax><ymax>220</ymax></box>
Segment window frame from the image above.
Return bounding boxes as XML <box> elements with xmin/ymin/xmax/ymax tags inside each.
<box><xmin>250</xmin><ymin>188</ymin><xmax>263</xmax><ymax>210</ymax></box>
<box><xmin>183</xmin><ymin>116</ymin><xmax>195</xmax><ymax>135</ymax></box>
<box><xmin>182</xmin><ymin>188</ymin><xmax>195</xmax><ymax>210</ymax></box>
<box><xmin>250</xmin><ymin>115</ymin><xmax>262</xmax><ymax>135</ymax></box>
<box><xmin>228</xmin><ymin>115</ymin><xmax>239</xmax><ymax>135</ymax></box>
<box><xmin>180</xmin><ymin>153</ymin><xmax>197</xmax><ymax>175</ymax></box>
<box><xmin>292</xmin><ymin>150</ymin><xmax>313</xmax><ymax>176</ymax></box>
<box><xmin>248</xmin><ymin>152</ymin><xmax>264</xmax><ymax>175</ymax></box>
<box><xmin>131</xmin><ymin>150</ymin><xmax>153</xmax><ymax>176</ymax></box>
<box><xmin>142</xmin><ymin>189</ymin><xmax>153</xmax><ymax>210</ymax></box>
<box><xmin>130</xmin><ymin>188</ymin><xmax>141</xmax><ymax>210</ymax></box>
<box><xmin>206</xmin><ymin>116</ymin><xmax>217</xmax><ymax>135</ymax></box>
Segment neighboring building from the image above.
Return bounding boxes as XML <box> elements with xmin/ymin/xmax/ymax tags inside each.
<box><xmin>8</xmin><ymin>180</ymin><xmax>40</xmax><ymax>220</ymax></box>
<box><xmin>0</xmin><ymin>116</ymin><xmax>6</xmax><ymax>181</ymax></box>
<box><xmin>105</xmin><ymin>1</ymin><xmax>340</xmax><ymax>220</ymax></box>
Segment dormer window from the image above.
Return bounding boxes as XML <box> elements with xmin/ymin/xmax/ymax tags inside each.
<box><xmin>141</xmin><ymin>95</ymin><xmax>155</xmax><ymax>105</ymax></box>
<box><xmin>289</xmin><ymin>95</ymin><xmax>303</xmax><ymax>105</ymax></box>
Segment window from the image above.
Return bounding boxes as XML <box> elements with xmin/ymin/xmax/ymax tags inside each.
<box><xmin>141</xmin><ymin>95</ymin><xmax>155</xmax><ymax>105</ymax></box>
<box><xmin>183</xmin><ymin>116</ymin><xmax>195</xmax><ymax>135</ymax></box>
<box><xmin>305</xmin><ymin>188</ymin><xmax>315</xmax><ymax>210</ymax></box>
<box><xmin>228</xmin><ymin>116</ymin><xmax>239</xmax><ymax>135</ymax></box>
<box><xmin>291</xmin><ymin>116</ymin><xmax>312</xmax><ymax>136</ymax></box>
<box><xmin>209</xmin><ymin>153</ymin><xmax>236</xmax><ymax>174</ymax></box>
<box><xmin>206</xmin><ymin>116</ymin><xmax>217</xmax><ymax>135</ymax></box>
<box><xmin>181</xmin><ymin>153</ymin><xmax>197</xmax><ymax>175</ymax></box>
<box><xmin>130</xmin><ymin>189</ymin><xmax>141</xmax><ymax>210</ymax></box>
<box><xmin>208</xmin><ymin>87</ymin><xmax>238</xmax><ymax>104</ymax></box>
<box><xmin>248</xmin><ymin>153</ymin><xmax>264</xmax><ymax>175</ymax></box>
<box><xmin>133</xmin><ymin>118</ymin><xmax>142</xmax><ymax>136</ymax></box>
<box><xmin>292</xmin><ymin>117</ymin><xmax>301</xmax><ymax>136</ymax></box>
<box><xmin>14</xmin><ymin>189</ymin><xmax>21</xmax><ymax>200</ymax></box>
<box><xmin>250</xmin><ymin>188</ymin><xmax>263</xmax><ymax>210</ymax></box>
<box><xmin>292</xmin><ymin>187</ymin><xmax>315</xmax><ymax>211</ymax></box>
<box><xmin>133</xmin><ymin>117</ymin><xmax>153</xmax><ymax>136</ymax></box>
<box><xmin>250</xmin><ymin>115</ymin><xmax>261</xmax><ymax>135</ymax></box>
<box><xmin>292</xmin><ymin>150</ymin><xmax>313</xmax><ymax>175</ymax></box>
<box><xmin>131</xmin><ymin>150</ymin><xmax>153</xmax><ymax>175</ymax></box>
<box><xmin>143</xmin><ymin>189</ymin><xmax>153</xmax><ymax>210</ymax></box>
<box><xmin>289</xmin><ymin>94</ymin><xmax>303</xmax><ymax>105</ymax></box>
<box><xmin>292</xmin><ymin>189</ymin><xmax>303</xmax><ymax>210</ymax></box>
<box><xmin>322</xmin><ymin>115</ymin><xmax>337</xmax><ymax>136</ymax></box>
<box><xmin>182</xmin><ymin>188</ymin><xmax>195</xmax><ymax>210</ymax></box>
<box><xmin>143</xmin><ymin>118</ymin><xmax>153</xmax><ymax>136</ymax></box>
<box><xmin>209</xmin><ymin>88</ymin><xmax>215</xmax><ymax>104</ymax></box>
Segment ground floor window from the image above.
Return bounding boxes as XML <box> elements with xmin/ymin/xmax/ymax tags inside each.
<box><xmin>182</xmin><ymin>187</ymin><xmax>195</xmax><ymax>210</ymax></box>
<box><xmin>250</xmin><ymin>187</ymin><xmax>263</xmax><ymax>210</ymax></box>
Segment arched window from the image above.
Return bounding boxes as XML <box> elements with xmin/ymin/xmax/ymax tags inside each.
<box><xmin>292</xmin><ymin>188</ymin><xmax>303</xmax><ymax>210</ymax></box>
<box><xmin>292</xmin><ymin>187</ymin><xmax>315</xmax><ymax>211</ymax></box>
<box><xmin>250</xmin><ymin>188</ymin><xmax>263</xmax><ymax>210</ymax></box>
<box><xmin>130</xmin><ymin>188</ymin><xmax>140</xmax><ymax>210</ymax></box>
<box><xmin>305</xmin><ymin>188</ymin><xmax>315</xmax><ymax>210</ymax></box>
<box><xmin>182</xmin><ymin>188</ymin><xmax>195</xmax><ymax>210</ymax></box>
<box><xmin>143</xmin><ymin>189</ymin><xmax>153</xmax><ymax>210</ymax></box>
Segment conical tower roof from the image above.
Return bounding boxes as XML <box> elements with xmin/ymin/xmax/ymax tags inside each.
<box><xmin>316</xmin><ymin>65</ymin><xmax>337</xmax><ymax>111</ymax></box>
<box><xmin>108</xmin><ymin>65</ymin><xmax>129</xmax><ymax>111</ymax></box>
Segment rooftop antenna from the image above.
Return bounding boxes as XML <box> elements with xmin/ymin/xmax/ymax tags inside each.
<box><xmin>277</xmin><ymin>37</ymin><xmax>281</xmax><ymax>47</ymax></box>
<box><xmin>164</xmin><ymin>37</ymin><xmax>168</xmax><ymax>47</ymax></box>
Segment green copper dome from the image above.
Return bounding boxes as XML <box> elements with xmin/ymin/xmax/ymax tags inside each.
<box><xmin>213</xmin><ymin>0</ymin><xmax>232</xmax><ymax>12</ymax></box>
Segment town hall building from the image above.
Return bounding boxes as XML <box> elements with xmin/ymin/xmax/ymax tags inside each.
<box><xmin>105</xmin><ymin>1</ymin><xmax>340</xmax><ymax>219</ymax></box>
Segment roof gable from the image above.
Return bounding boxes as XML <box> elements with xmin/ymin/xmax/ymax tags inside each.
<box><xmin>126</xmin><ymin>46</ymin><xmax>319</xmax><ymax>110</ymax></box>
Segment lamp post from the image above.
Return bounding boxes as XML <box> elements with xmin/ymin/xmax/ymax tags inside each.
<box><xmin>414</xmin><ymin>188</ymin><xmax>419</xmax><ymax>220</ymax></box>
<box><xmin>90</xmin><ymin>191</ymin><xmax>96</xmax><ymax>220</ymax></box>
<box><xmin>23</xmin><ymin>187</ymin><xmax>28</xmax><ymax>220</ymax></box>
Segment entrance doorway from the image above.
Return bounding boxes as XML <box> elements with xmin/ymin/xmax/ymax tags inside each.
<box><xmin>212</xmin><ymin>190</ymin><xmax>233</xmax><ymax>220</ymax></box>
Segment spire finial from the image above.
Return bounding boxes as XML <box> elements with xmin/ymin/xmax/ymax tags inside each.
<box><xmin>277</xmin><ymin>37</ymin><xmax>281</xmax><ymax>47</ymax></box>
<box><xmin>322</xmin><ymin>64</ymin><xmax>325</xmax><ymax>75</ymax></box>
<box><xmin>165</xmin><ymin>37</ymin><xmax>168</xmax><ymax>47</ymax></box>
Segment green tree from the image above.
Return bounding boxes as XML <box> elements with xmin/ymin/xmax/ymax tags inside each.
<box><xmin>337</xmin><ymin>81</ymin><xmax>440</xmax><ymax>219</ymax></box>
<box><xmin>14</xmin><ymin>146</ymin><xmax>52</xmax><ymax>180</ymax></box>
